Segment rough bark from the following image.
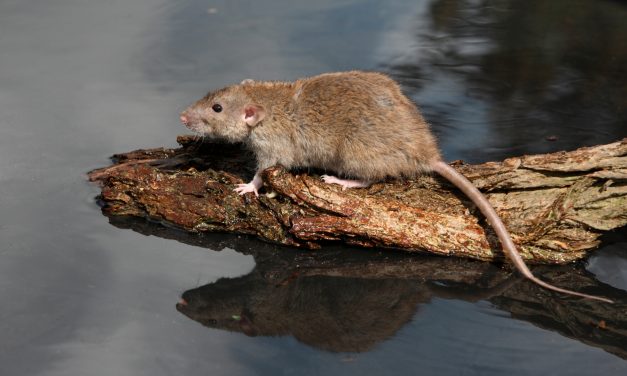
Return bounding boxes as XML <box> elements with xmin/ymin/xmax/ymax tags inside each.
<box><xmin>88</xmin><ymin>136</ymin><xmax>626</xmax><ymax>264</ymax></box>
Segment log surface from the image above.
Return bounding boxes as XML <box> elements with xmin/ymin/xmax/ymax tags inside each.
<box><xmin>88</xmin><ymin>137</ymin><xmax>627</xmax><ymax>264</ymax></box>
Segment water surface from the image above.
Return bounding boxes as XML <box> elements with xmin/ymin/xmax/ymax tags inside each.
<box><xmin>0</xmin><ymin>0</ymin><xmax>625</xmax><ymax>375</ymax></box>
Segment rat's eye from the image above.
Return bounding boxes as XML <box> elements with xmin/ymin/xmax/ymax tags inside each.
<box><xmin>212</xmin><ymin>104</ymin><xmax>223</xmax><ymax>113</ymax></box>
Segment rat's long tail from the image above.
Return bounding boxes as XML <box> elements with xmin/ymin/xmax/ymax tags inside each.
<box><xmin>431</xmin><ymin>160</ymin><xmax>613</xmax><ymax>303</ymax></box>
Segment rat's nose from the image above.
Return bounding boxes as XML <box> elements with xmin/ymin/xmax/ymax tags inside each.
<box><xmin>180</xmin><ymin>114</ymin><xmax>189</xmax><ymax>125</ymax></box>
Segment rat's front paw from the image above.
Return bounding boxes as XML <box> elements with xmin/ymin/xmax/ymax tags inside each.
<box><xmin>234</xmin><ymin>183</ymin><xmax>259</xmax><ymax>197</ymax></box>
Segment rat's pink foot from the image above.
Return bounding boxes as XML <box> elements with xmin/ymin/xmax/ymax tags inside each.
<box><xmin>234</xmin><ymin>174</ymin><xmax>263</xmax><ymax>197</ymax></box>
<box><xmin>321</xmin><ymin>175</ymin><xmax>371</xmax><ymax>190</ymax></box>
<box><xmin>234</xmin><ymin>182</ymin><xmax>259</xmax><ymax>197</ymax></box>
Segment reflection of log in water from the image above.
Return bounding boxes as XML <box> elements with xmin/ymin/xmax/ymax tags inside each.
<box><xmin>495</xmin><ymin>264</ymin><xmax>627</xmax><ymax>359</ymax></box>
<box><xmin>174</xmin><ymin>251</ymin><xmax>504</xmax><ymax>353</ymax></box>
<box><xmin>170</xmin><ymin>235</ymin><xmax>626</xmax><ymax>356</ymax></box>
<box><xmin>110</xmin><ymin>215</ymin><xmax>626</xmax><ymax>356</ymax></box>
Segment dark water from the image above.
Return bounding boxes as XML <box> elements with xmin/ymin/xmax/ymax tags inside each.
<box><xmin>1</xmin><ymin>0</ymin><xmax>626</xmax><ymax>375</ymax></box>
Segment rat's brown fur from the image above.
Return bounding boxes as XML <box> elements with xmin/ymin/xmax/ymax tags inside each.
<box><xmin>182</xmin><ymin>71</ymin><xmax>439</xmax><ymax>180</ymax></box>
<box><xmin>180</xmin><ymin>71</ymin><xmax>612</xmax><ymax>303</ymax></box>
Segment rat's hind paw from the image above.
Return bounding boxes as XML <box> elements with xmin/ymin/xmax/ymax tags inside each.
<box><xmin>321</xmin><ymin>175</ymin><xmax>371</xmax><ymax>190</ymax></box>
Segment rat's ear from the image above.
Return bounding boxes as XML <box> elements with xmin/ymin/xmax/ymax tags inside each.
<box><xmin>240</xmin><ymin>78</ymin><xmax>254</xmax><ymax>85</ymax></box>
<box><xmin>243</xmin><ymin>104</ymin><xmax>266</xmax><ymax>127</ymax></box>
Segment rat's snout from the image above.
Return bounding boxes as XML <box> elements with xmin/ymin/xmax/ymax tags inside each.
<box><xmin>180</xmin><ymin>109</ymin><xmax>203</xmax><ymax>129</ymax></box>
<box><xmin>180</xmin><ymin>108</ymin><xmax>199</xmax><ymax>126</ymax></box>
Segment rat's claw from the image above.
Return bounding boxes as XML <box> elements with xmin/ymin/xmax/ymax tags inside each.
<box><xmin>321</xmin><ymin>175</ymin><xmax>339</xmax><ymax>185</ymax></box>
<box><xmin>234</xmin><ymin>183</ymin><xmax>259</xmax><ymax>197</ymax></box>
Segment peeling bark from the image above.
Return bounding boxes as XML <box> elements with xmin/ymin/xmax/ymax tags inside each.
<box><xmin>88</xmin><ymin>136</ymin><xmax>626</xmax><ymax>264</ymax></box>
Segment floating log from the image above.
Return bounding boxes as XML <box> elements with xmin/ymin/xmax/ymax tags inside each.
<box><xmin>88</xmin><ymin>137</ymin><xmax>626</xmax><ymax>264</ymax></box>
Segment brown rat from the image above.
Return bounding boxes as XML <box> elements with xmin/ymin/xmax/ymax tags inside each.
<box><xmin>180</xmin><ymin>71</ymin><xmax>612</xmax><ymax>303</ymax></box>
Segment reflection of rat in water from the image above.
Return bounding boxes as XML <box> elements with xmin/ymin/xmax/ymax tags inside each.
<box><xmin>176</xmin><ymin>273</ymin><xmax>427</xmax><ymax>352</ymax></box>
<box><xmin>180</xmin><ymin>71</ymin><xmax>611</xmax><ymax>303</ymax></box>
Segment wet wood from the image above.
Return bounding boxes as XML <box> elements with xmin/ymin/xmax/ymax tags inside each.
<box><xmin>88</xmin><ymin>136</ymin><xmax>626</xmax><ymax>264</ymax></box>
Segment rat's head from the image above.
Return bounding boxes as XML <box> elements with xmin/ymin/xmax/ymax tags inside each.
<box><xmin>180</xmin><ymin>84</ymin><xmax>265</xmax><ymax>142</ymax></box>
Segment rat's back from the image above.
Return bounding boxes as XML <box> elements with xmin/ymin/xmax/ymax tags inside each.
<box><xmin>291</xmin><ymin>71</ymin><xmax>441</xmax><ymax>180</ymax></box>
